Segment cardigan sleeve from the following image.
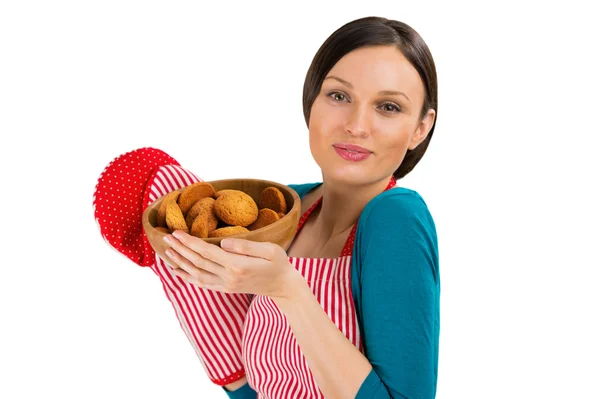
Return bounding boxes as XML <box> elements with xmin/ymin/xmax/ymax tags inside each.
<box><xmin>354</xmin><ymin>190</ymin><xmax>440</xmax><ymax>399</ymax></box>
<box><xmin>222</xmin><ymin>382</ymin><xmax>257</xmax><ymax>399</ymax></box>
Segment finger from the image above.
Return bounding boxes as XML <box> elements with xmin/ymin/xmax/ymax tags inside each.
<box><xmin>171</xmin><ymin>230</ymin><xmax>249</xmax><ymax>267</ymax></box>
<box><xmin>163</xmin><ymin>248</ymin><xmax>193</xmax><ymax>275</ymax></box>
<box><xmin>156</xmin><ymin>252</ymin><xmax>193</xmax><ymax>281</ymax></box>
<box><xmin>165</xmin><ymin>232</ymin><xmax>226</xmax><ymax>275</ymax></box>
<box><xmin>171</xmin><ymin>266</ymin><xmax>222</xmax><ymax>291</ymax></box>
<box><xmin>220</xmin><ymin>238</ymin><xmax>278</xmax><ymax>261</ymax></box>
<box><xmin>157</xmin><ymin>253</ymin><xmax>181</xmax><ymax>270</ymax></box>
<box><xmin>165</xmin><ymin>248</ymin><xmax>220</xmax><ymax>283</ymax></box>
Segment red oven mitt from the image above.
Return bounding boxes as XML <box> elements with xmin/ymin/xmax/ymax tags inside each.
<box><xmin>93</xmin><ymin>147</ymin><xmax>250</xmax><ymax>386</ymax></box>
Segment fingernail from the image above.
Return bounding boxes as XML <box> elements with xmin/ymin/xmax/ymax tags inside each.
<box><xmin>163</xmin><ymin>235</ymin><xmax>171</xmax><ymax>243</ymax></box>
<box><xmin>172</xmin><ymin>231</ymin><xmax>182</xmax><ymax>239</ymax></box>
<box><xmin>166</xmin><ymin>249</ymin><xmax>174</xmax><ymax>258</ymax></box>
<box><xmin>221</xmin><ymin>239</ymin><xmax>233</xmax><ymax>250</ymax></box>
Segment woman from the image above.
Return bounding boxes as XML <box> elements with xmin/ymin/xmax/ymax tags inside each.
<box><xmin>93</xmin><ymin>15</ymin><xmax>439</xmax><ymax>399</ymax></box>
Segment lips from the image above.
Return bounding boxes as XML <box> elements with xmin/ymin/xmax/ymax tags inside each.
<box><xmin>332</xmin><ymin>143</ymin><xmax>372</xmax><ymax>162</ymax></box>
<box><xmin>332</xmin><ymin>143</ymin><xmax>371</xmax><ymax>153</ymax></box>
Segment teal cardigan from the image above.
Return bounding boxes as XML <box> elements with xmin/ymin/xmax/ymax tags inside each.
<box><xmin>223</xmin><ymin>182</ymin><xmax>440</xmax><ymax>399</ymax></box>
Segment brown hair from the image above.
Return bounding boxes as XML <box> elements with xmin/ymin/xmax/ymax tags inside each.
<box><xmin>302</xmin><ymin>16</ymin><xmax>438</xmax><ymax>179</ymax></box>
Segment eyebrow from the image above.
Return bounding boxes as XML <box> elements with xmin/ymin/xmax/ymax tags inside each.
<box><xmin>324</xmin><ymin>75</ymin><xmax>411</xmax><ymax>103</ymax></box>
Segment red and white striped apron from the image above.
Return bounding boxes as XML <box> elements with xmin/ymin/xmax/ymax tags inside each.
<box><xmin>243</xmin><ymin>178</ymin><xmax>396</xmax><ymax>398</ymax></box>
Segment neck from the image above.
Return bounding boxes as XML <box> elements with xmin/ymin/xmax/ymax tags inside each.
<box><xmin>314</xmin><ymin>175</ymin><xmax>394</xmax><ymax>240</ymax></box>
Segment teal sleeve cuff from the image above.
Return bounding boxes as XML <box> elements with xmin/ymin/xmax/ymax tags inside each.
<box><xmin>222</xmin><ymin>382</ymin><xmax>257</xmax><ymax>399</ymax></box>
<box><xmin>355</xmin><ymin>368</ymin><xmax>391</xmax><ymax>398</ymax></box>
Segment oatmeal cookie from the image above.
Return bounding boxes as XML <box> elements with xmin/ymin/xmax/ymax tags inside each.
<box><xmin>189</xmin><ymin>198</ymin><xmax>219</xmax><ymax>238</ymax></box>
<box><xmin>178</xmin><ymin>182</ymin><xmax>216</xmax><ymax>215</ymax></box>
<box><xmin>259</xmin><ymin>186</ymin><xmax>287</xmax><ymax>214</ymax></box>
<box><xmin>213</xmin><ymin>190</ymin><xmax>258</xmax><ymax>227</ymax></box>
<box><xmin>248</xmin><ymin>208</ymin><xmax>280</xmax><ymax>231</ymax></box>
<box><xmin>166</xmin><ymin>201</ymin><xmax>189</xmax><ymax>233</ymax></box>
<box><xmin>208</xmin><ymin>226</ymin><xmax>249</xmax><ymax>238</ymax></box>
<box><xmin>157</xmin><ymin>190</ymin><xmax>181</xmax><ymax>228</ymax></box>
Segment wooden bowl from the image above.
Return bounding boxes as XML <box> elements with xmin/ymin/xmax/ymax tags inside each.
<box><xmin>142</xmin><ymin>178</ymin><xmax>301</xmax><ymax>261</ymax></box>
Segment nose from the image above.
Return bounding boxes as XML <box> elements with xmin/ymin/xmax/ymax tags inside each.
<box><xmin>344</xmin><ymin>103</ymin><xmax>371</xmax><ymax>138</ymax></box>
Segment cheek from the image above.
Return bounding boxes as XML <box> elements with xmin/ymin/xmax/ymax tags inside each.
<box><xmin>307</xmin><ymin>100</ymin><xmax>340</xmax><ymax>166</ymax></box>
<box><xmin>309</xmin><ymin>99</ymin><xmax>328</xmax><ymax>131</ymax></box>
<box><xmin>310</xmin><ymin>93</ymin><xmax>349</xmax><ymax>126</ymax></box>
<box><xmin>308</xmin><ymin>125</ymin><xmax>328</xmax><ymax>163</ymax></box>
<box><xmin>308</xmin><ymin>99</ymin><xmax>336</xmax><ymax>143</ymax></box>
<box><xmin>379</xmin><ymin>128</ymin><xmax>412</xmax><ymax>162</ymax></box>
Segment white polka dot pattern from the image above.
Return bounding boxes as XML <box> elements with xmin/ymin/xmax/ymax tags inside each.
<box><xmin>92</xmin><ymin>147</ymin><xmax>181</xmax><ymax>266</ymax></box>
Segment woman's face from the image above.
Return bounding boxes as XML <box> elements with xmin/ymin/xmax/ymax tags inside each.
<box><xmin>308</xmin><ymin>45</ymin><xmax>435</xmax><ymax>186</ymax></box>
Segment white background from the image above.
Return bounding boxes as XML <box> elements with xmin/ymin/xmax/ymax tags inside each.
<box><xmin>1</xmin><ymin>1</ymin><xmax>599</xmax><ymax>398</ymax></box>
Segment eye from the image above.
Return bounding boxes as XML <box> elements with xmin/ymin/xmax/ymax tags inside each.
<box><xmin>327</xmin><ymin>91</ymin><xmax>348</xmax><ymax>102</ymax></box>
<box><xmin>380</xmin><ymin>101</ymin><xmax>402</xmax><ymax>114</ymax></box>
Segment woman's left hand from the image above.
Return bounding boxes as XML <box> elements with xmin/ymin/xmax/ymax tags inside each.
<box><xmin>161</xmin><ymin>230</ymin><xmax>301</xmax><ymax>299</ymax></box>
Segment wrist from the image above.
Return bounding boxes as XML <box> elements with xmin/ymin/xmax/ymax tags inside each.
<box><xmin>273</xmin><ymin>269</ymin><xmax>309</xmax><ymax>306</ymax></box>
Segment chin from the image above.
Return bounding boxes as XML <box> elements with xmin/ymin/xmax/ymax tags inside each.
<box><xmin>322</xmin><ymin>165</ymin><xmax>371</xmax><ymax>186</ymax></box>
<box><xmin>314</xmin><ymin>148</ymin><xmax>388</xmax><ymax>186</ymax></box>
<box><xmin>320</xmin><ymin>160</ymin><xmax>396</xmax><ymax>188</ymax></box>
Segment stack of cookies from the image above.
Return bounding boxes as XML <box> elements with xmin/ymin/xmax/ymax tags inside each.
<box><xmin>154</xmin><ymin>182</ymin><xmax>288</xmax><ymax>238</ymax></box>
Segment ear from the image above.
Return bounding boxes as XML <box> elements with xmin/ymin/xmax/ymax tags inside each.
<box><xmin>408</xmin><ymin>109</ymin><xmax>436</xmax><ymax>150</ymax></box>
